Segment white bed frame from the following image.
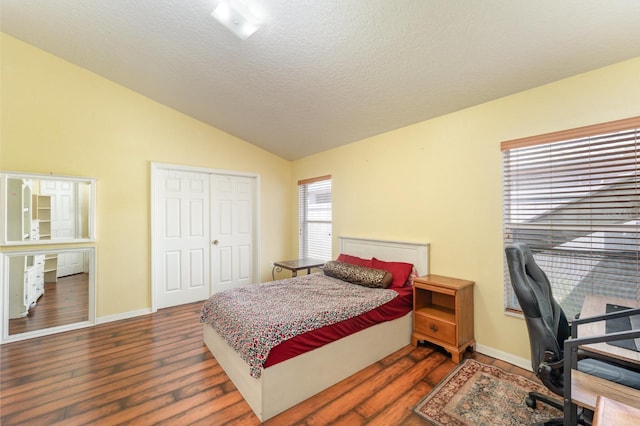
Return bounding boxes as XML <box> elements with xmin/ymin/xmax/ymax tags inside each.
<box><xmin>202</xmin><ymin>237</ymin><xmax>430</xmax><ymax>421</ymax></box>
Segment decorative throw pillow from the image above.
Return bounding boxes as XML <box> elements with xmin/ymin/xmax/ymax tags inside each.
<box><xmin>336</xmin><ymin>253</ymin><xmax>370</xmax><ymax>267</ymax></box>
<box><xmin>367</xmin><ymin>258</ymin><xmax>414</xmax><ymax>288</ymax></box>
<box><xmin>323</xmin><ymin>261</ymin><xmax>393</xmax><ymax>288</ymax></box>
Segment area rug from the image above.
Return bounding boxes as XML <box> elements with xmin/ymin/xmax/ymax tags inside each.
<box><xmin>413</xmin><ymin>359</ymin><xmax>563</xmax><ymax>425</ymax></box>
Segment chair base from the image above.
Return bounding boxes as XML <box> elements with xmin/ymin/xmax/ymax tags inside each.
<box><xmin>527</xmin><ymin>391</ymin><xmax>565</xmax><ymax>425</ymax></box>
<box><xmin>533</xmin><ymin>420</ymin><xmax>563</xmax><ymax>426</ymax></box>
<box><xmin>532</xmin><ymin>418</ymin><xmax>564</xmax><ymax>426</ymax></box>
<box><xmin>526</xmin><ymin>391</ymin><xmax>564</xmax><ymax>411</ymax></box>
<box><xmin>526</xmin><ymin>391</ymin><xmax>593</xmax><ymax>425</ymax></box>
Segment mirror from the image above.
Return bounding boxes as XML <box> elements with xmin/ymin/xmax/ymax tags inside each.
<box><xmin>2</xmin><ymin>248</ymin><xmax>95</xmax><ymax>342</ymax></box>
<box><xmin>0</xmin><ymin>172</ymin><xmax>96</xmax><ymax>245</ymax></box>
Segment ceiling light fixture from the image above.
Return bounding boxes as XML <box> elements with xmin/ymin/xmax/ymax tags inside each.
<box><xmin>211</xmin><ymin>0</ymin><xmax>263</xmax><ymax>40</ymax></box>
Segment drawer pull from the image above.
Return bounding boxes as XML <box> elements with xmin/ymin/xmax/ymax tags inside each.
<box><xmin>429</xmin><ymin>324</ymin><xmax>439</xmax><ymax>332</ymax></box>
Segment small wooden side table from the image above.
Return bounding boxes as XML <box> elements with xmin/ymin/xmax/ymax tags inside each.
<box><xmin>412</xmin><ymin>274</ymin><xmax>475</xmax><ymax>363</ymax></box>
<box><xmin>272</xmin><ymin>258</ymin><xmax>326</xmax><ymax>280</ymax></box>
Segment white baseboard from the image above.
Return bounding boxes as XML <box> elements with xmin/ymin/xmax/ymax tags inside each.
<box><xmin>96</xmin><ymin>308</ymin><xmax>152</xmax><ymax>324</ymax></box>
<box><xmin>475</xmin><ymin>343</ymin><xmax>533</xmax><ymax>372</ymax></box>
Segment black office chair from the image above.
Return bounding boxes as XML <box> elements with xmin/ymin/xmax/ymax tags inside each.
<box><xmin>504</xmin><ymin>242</ymin><xmax>640</xmax><ymax>425</ymax></box>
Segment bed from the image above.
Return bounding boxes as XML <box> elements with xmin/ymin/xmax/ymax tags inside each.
<box><xmin>201</xmin><ymin>236</ymin><xmax>430</xmax><ymax>421</ymax></box>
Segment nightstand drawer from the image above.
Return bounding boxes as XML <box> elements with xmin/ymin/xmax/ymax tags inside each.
<box><xmin>414</xmin><ymin>314</ymin><xmax>456</xmax><ymax>345</ymax></box>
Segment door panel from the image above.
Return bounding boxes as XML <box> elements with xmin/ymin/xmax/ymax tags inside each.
<box><xmin>165</xmin><ymin>251</ymin><xmax>181</xmax><ymax>291</ymax></box>
<box><xmin>155</xmin><ymin>170</ymin><xmax>210</xmax><ymax>308</ymax></box>
<box><xmin>219</xmin><ymin>246</ymin><xmax>233</xmax><ymax>283</ymax></box>
<box><xmin>211</xmin><ymin>174</ymin><xmax>255</xmax><ymax>293</ymax></box>
<box><xmin>189</xmin><ymin>250</ymin><xmax>203</xmax><ymax>281</ymax></box>
<box><xmin>238</xmin><ymin>244</ymin><xmax>251</xmax><ymax>279</ymax></box>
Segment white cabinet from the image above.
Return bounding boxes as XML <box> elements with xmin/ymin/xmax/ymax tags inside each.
<box><xmin>8</xmin><ymin>254</ymin><xmax>45</xmax><ymax>319</ymax></box>
<box><xmin>7</xmin><ymin>179</ymin><xmax>33</xmax><ymax>241</ymax></box>
<box><xmin>33</xmin><ymin>254</ymin><xmax>45</xmax><ymax>301</ymax></box>
<box><xmin>31</xmin><ymin>219</ymin><xmax>40</xmax><ymax>240</ymax></box>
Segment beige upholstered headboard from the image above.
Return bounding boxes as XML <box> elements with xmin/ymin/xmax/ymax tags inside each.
<box><xmin>338</xmin><ymin>237</ymin><xmax>430</xmax><ymax>276</ymax></box>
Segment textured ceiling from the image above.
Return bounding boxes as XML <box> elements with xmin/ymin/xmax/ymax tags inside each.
<box><xmin>2</xmin><ymin>0</ymin><xmax>640</xmax><ymax>160</ymax></box>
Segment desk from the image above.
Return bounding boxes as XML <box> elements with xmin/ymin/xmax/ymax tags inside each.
<box><xmin>593</xmin><ymin>395</ymin><xmax>640</xmax><ymax>426</ymax></box>
<box><xmin>272</xmin><ymin>258</ymin><xmax>325</xmax><ymax>280</ymax></box>
<box><xmin>565</xmin><ymin>294</ymin><xmax>640</xmax><ymax>424</ymax></box>
<box><xmin>578</xmin><ymin>294</ymin><xmax>640</xmax><ymax>364</ymax></box>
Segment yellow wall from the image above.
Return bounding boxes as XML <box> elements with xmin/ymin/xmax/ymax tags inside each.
<box><xmin>0</xmin><ymin>34</ymin><xmax>292</xmax><ymax>317</ymax></box>
<box><xmin>291</xmin><ymin>57</ymin><xmax>640</xmax><ymax>360</ymax></box>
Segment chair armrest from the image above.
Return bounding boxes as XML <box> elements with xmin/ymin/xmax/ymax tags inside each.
<box><xmin>538</xmin><ymin>351</ymin><xmax>564</xmax><ymax>396</ymax></box>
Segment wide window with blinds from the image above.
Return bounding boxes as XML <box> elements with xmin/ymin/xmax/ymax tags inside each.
<box><xmin>502</xmin><ymin>117</ymin><xmax>640</xmax><ymax>319</ymax></box>
<box><xmin>298</xmin><ymin>175</ymin><xmax>332</xmax><ymax>260</ymax></box>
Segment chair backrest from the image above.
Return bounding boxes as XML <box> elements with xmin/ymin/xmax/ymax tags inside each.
<box><xmin>505</xmin><ymin>243</ymin><xmax>570</xmax><ymax>374</ymax></box>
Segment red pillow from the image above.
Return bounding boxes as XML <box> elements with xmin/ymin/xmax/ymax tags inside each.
<box><xmin>367</xmin><ymin>257</ymin><xmax>413</xmax><ymax>288</ymax></box>
<box><xmin>336</xmin><ymin>253</ymin><xmax>370</xmax><ymax>267</ymax></box>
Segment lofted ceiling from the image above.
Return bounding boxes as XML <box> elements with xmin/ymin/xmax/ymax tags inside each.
<box><xmin>2</xmin><ymin>0</ymin><xmax>640</xmax><ymax>160</ymax></box>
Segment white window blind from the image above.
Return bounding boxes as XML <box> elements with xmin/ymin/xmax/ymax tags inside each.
<box><xmin>298</xmin><ymin>175</ymin><xmax>332</xmax><ymax>260</ymax></box>
<box><xmin>502</xmin><ymin>117</ymin><xmax>640</xmax><ymax>319</ymax></box>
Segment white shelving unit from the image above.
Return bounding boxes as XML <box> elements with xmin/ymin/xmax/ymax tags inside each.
<box><xmin>44</xmin><ymin>254</ymin><xmax>58</xmax><ymax>283</ymax></box>
<box><xmin>32</xmin><ymin>194</ymin><xmax>52</xmax><ymax>240</ymax></box>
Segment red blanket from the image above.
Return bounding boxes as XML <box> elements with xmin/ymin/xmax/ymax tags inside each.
<box><xmin>264</xmin><ymin>284</ymin><xmax>413</xmax><ymax>368</ymax></box>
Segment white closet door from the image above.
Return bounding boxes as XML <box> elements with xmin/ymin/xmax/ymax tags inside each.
<box><xmin>210</xmin><ymin>174</ymin><xmax>255</xmax><ymax>293</ymax></box>
<box><xmin>154</xmin><ymin>169</ymin><xmax>211</xmax><ymax>308</ymax></box>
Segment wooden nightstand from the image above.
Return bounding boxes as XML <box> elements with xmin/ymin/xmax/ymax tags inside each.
<box><xmin>412</xmin><ymin>274</ymin><xmax>475</xmax><ymax>363</ymax></box>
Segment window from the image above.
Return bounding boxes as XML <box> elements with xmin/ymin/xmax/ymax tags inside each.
<box><xmin>502</xmin><ymin>117</ymin><xmax>640</xmax><ymax>318</ymax></box>
<box><xmin>298</xmin><ymin>175</ymin><xmax>332</xmax><ymax>260</ymax></box>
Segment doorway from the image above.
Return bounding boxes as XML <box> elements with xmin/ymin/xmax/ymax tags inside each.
<box><xmin>151</xmin><ymin>163</ymin><xmax>259</xmax><ymax>310</ymax></box>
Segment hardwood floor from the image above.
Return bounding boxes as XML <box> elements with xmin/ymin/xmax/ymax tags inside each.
<box><xmin>8</xmin><ymin>273</ymin><xmax>89</xmax><ymax>335</ymax></box>
<box><xmin>0</xmin><ymin>302</ymin><xmax>538</xmax><ymax>425</ymax></box>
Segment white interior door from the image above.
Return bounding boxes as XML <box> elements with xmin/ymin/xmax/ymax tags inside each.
<box><xmin>210</xmin><ymin>174</ymin><xmax>255</xmax><ymax>293</ymax></box>
<box><xmin>154</xmin><ymin>169</ymin><xmax>211</xmax><ymax>308</ymax></box>
<box><xmin>40</xmin><ymin>180</ymin><xmax>76</xmax><ymax>239</ymax></box>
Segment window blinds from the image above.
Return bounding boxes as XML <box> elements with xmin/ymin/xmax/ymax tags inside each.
<box><xmin>502</xmin><ymin>118</ymin><xmax>640</xmax><ymax>318</ymax></box>
<box><xmin>298</xmin><ymin>176</ymin><xmax>332</xmax><ymax>261</ymax></box>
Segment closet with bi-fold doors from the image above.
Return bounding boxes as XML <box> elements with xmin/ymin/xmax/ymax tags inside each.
<box><xmin>151</xmin><ymin>163</ymin><xmax>259</xmax><ymax>311</ymax></box>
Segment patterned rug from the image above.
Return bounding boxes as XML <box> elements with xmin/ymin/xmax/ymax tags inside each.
<box><xmin>413</xmin><ymin>359</ymin><xmax>563</xmax><ymax>425</ymax></box>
